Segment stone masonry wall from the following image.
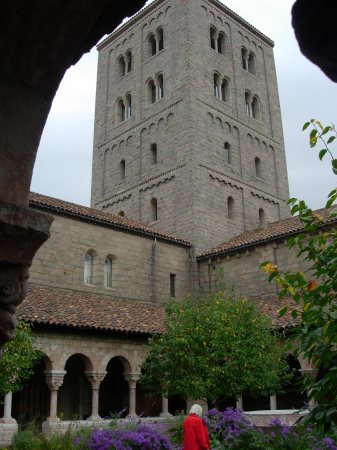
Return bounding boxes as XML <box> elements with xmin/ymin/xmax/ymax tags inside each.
<box><xmin>29</xmin><ymin>213</ymin><xmax>191</xmax><ymax>303</ymax></box>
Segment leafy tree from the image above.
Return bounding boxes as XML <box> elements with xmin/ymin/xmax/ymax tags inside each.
<box><xmin>0</xmin><ymin>321</ymin><xmax>42</xmax><ymax>397</ymax></box>
<box><xmin>261</xmin><ymin>119</ymin><xmax>337</xmax><ymax>426</ymax></box>
<box><xmin>140</xmin><ymin>290</ymin><xmax>288</xmax><ymax>407</ymax></box>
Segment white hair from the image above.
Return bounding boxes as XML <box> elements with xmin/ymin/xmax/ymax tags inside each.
<box><xmin>189</xmin><ymin>404</ymin><xmax>203</xmax><ymax>417</ymax></box>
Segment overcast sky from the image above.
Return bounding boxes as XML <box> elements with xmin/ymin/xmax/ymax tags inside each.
<box><xmin>31</xmin><ymin>0</ymin><xmax>337</xmax><ymax>210</ymax></box>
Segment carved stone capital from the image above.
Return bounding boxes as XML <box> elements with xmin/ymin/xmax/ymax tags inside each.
<box><xmin>124</xmin><ymin>372</ymin><xmax>141</xmax><ymax>388</ymax></box>
<box><xmin>0</xmin><ymin>202</ymin><xmax>53</xmax><ymax>345</ymax></box>
<box><xmin>84</xmin><ymin>371</ymin><xmax>107</xmax><ymax>389</ymax></box>
<box><xmin>44</xmin><ymin>370</ymin><xmax>67</xmax><ymax>390</ymax></box>
<box><xmin>299</xmin><ymin>368</ymin><xmax>319</xmax><ymax>380</ymax></box>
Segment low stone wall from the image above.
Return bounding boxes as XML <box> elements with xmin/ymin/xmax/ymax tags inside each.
<box><xmin>0</xmin><ymin>419</ymin><xmax>18</xmax><ymax>448</ymax></box>
<box><xmin>244</xmin><ymin>409</ymin><xmax>305</xmax><ymax>427</ymax></box>
<box><xmin>41</xmin><ymin>416</ymin><xmax>172</xmax><ymax>436</ymax></box>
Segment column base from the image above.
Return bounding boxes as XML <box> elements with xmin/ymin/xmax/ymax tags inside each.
<box><xmin>0</xmin><ymin>419</ymin><xmax>18</xmax><ymax>448</ymax></box>
<box><xmin>87</xmin><ymin>415</ymin><xmax>102</xmax><ymax>422</ymax></box>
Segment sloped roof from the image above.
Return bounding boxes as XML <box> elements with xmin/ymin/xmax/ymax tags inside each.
<box><xmin>29</xmin><ymin>192</ymin><xmax>190</xmax><ymax>247</ymax></box>
<box><xmin>18</xmin><ymin>285</ymin><xmax>165</xmax><ymax>336</ymax></box>
<box><xmin>18</xmin><ymin>285</ymin><xmax>298</xmax><ymax>334</ymax></box>
<box><xmin>198</xmin><ymin>208</ymin><xmax>336</xmax><ymax>259</ymax></box>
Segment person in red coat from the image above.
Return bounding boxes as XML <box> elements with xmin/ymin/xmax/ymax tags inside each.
<box><xmin>183</xmin><ymin>404</ymin><xmax>210</xmax><ymax>450</ymax></box>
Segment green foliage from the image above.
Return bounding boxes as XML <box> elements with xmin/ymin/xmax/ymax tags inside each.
<box><xmin>0</xmin><ymin>321</ymin><xmax>42</xmax><ymax>397</ymax></box>
<box><xmin>140</xmin><ymin>290</ymin><xmax>288</xmax><ymax>405</ymax></box>
<box><xmin>261</xmin><ymin>119</ymin><xmax>337</xmax><ymax>427</ymax></box>
<box><xmin>166</xmin><ymin>412</ymin><xmax>185</xmax><ymax>445</ymax></box>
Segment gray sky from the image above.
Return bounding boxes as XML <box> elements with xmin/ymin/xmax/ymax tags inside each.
<box><xmin>31</xmin><ymin>0</ymin><xmax>337</xmax><ymax>210</ymax></box>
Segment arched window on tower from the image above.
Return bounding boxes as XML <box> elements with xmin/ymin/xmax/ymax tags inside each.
<box><xmin>259</xmin><ymin>208</ymin><xmax>266</xmax><ymax>226</ymax></box>
<box><xmin>104</xmin><ymin>257</ymin><xmax>113</xmax><ymax>288</ymax></box>
<box><xmin>157</xmin><ymin>74</ymin><xmax>164</xmax><ymax>100</ymax></box>
<box><xmin>151</xmin><ymin>198</ymin><xmax>158</xmax><ymax>221</ymax></box>
<box><xmin>125</xmin><ymin>94</ymin><xmax>132</xmax><ymax>119</ymax></box>
<box><xmin>126</xmin><ymin>51</ymin><xmax>132</xmax><ymax>73</ymax></box>
<box><xmin>148</xmin><ymin>33</ymin><xmax>156</xmax><ymax>57</ymax></box>
<box><xmin>255</xmin><ymin>157</ymin><xmax>262</xmax><ymax>178</ymax></box>
<box><xmin>214</xmin><ymin>73</ymin><xmax>221</xmax><ymax>99</ymax></box>
<box><xmin>217</xmin><ymin>32</ymin><xmax>226</xmax><ymax>55</ymax></box>
<box><xmin>117</xmin><ymin>99</ymin><xmax>125</xmax><ymax>122</ymax></box>
<box><xmin>147</xmin><ymin>79</ymin><xmax>156</xmax><ymax>104</ymax></box>
<box><xmin>84</xmin><ymin>252</ymin><xmax>93</xmax><ymax>284</ymax></box>
<box><xmin>248</xmin><ymin>52</ymin><xmax>256</xmax><ymax>75</ymax></box>
<box><xmin>210</xmin><ymin>27</ymin><xmax>216</xmax><ymax>50</ymax></box>
<box><xmin>120</xmin><ymin>159</ymin><xmax>126</xmax><ymax>181</ymax></box>
<box><xmin>224</xmin><ymin>142</ymin><xmax>231</xmax><ymax>164</ymax></box>
<box><xmin>151</xmin><ymin>143</ymin><xmax>158</xmax><ymax>165</ymax></box>
<box><xmin>241</xmin><ymin>47</ymin><xmax>248</xmax><ymax>70</ymax></box>
<box><xmin>221</xmin><ymin>78</ymin><xmax>230</xmax><ymax>102</ymax></box>
<box><xmin>227</xmin><ymin>196</ymin><xmax>234</xmax><ymax>220</ymax></box>
<box><xmin>245</xmin><ymin>91</ymin><xmax>251</xmax><ymax>117</ymax></box>
<box><xmin>251</xmin><ymin>96</ymin><xmax>261</xmax><ymax>120</ymax></box>
<box><xmin>117</xmin><ymin>55</ymin><xmax>126</xmax><ymax>78</ymax></box>
<box><xmin>157</xmin><ymin>27</ymin><xmax>164</xmax><ymax>51</ymax></box>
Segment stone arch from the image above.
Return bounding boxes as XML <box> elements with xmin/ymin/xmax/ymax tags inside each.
<box><xmin>122</xmin><ymin>38</ymin><xmax>128</xmax><ymax>47</ymax></box>
<box><xmin>60</xmin><ymin>352</ymin><xmax>94</xmax><ymax>372</ymax></box>
<box><xmin>58</xmin><ymin>353</ymin><xmax>93</xmax><ymax>420</ymax></box>
<box><xmin>217</xmin><ymin>16</ymin><xmax>223</xmax><ymax>25</ymax></box>
<box><xmin>215</xmin><ymin>117</ymin><xmax>223</xmax><ymax>129</ymax></box>
<box><xmin>119</xmin><ymin>140</ymin><xmax>125</xmax><ymax>150</ymax></box>
<box><xmin>158</xmin><ymin>117</ymin><xmax>165</xmax><ymax>130</ymax></box>
<box><xmin>207</xmin><ymin>112</ymin><xmax>214</xmax><ymax>123</ymax></box>
<box><xmin>233</xmin><ymin>126</ymin><xmax>239</xmax><ymax>137</ymax></box>
<box><xmin>209</xmin><ymin>11</ymin><xmax>215</xmax><ymax>21</ymax></box>
<box><xmin>149</xmin><ymin>122</ymin><xmax>156</xmax><ymax>134</ymax></box>
<box><xmin>12</xmin><ymin>352</ymin><xmax>51</xmax><ymax>423</ymax></box>
<box><xmin>201</xmin><ymin>5</ymin><xmax>207</xmax><ymax>15</ymax></box>
<box><xmin>129</xmin><ymin>33</ymin><xmax>134</xmax><ymax>42</ymax></box>
<box><xmin>166</xmin><ymin>112</ymin><xmax>174</xmax><ymax>124</ymax></box>
<box><xmin>100</xmin><ymin>352</ymin><xmax>134</xmax><ymax>373</ymax></box>
<box><xmin>126</xmin><ymin>135</ymin><xmax>133</xmax><ymax>147</ymax></box>
<box><xmin>165</xmin><ymin>6</ymin><xmax>172</xmax><ymax>15</ymax></box>
<box><xmin>224</xmin><ymin>121</ymin><xmax>231</xmax><ymax>133</ymax></box>
<box><xmin>140</xmin><ymin>127</ymin><xmax>148</xmax><ymax>138</ymax></box>
<box><xmin>157</xmin><ymin>12</ymin><xmax>164</xmax><ymax>21</ymax></box>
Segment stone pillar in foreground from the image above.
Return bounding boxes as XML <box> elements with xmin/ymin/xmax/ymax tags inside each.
<box><xmin>160</xmin><ymin>395</ymin><xmax>172</xmax><ymax>417</ymax></box>
<box><xmin>124</xmin><ymin>373</ymin><xmax>140</xmax><ymax>416</ymax></box>
<box><xmin>0</xmin><ymin>392</ymin><xmax>18</xmax><ymax>448</ymax></box>
<box><xmin>44</xmin><ymin>370</ymin><xmax>66</xmax><ymax>420</ymax></box>
<box><xmin>85</xmin><ymin>371</ymin><xmax>107</xmax><ymax>421</ymax></box>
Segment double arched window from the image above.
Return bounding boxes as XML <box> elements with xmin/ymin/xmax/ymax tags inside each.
<box><xmin>117</xmin><ymin>50</ymin><xmax>132</xmax><ymax>78</ymax></box>
<box><xmin>244</xmin><ymin>91</ymin><xmax>261</xmax><ymax>120</ymax></box>
<box><xmin>214</xmin><ymin>73</ymin><xmax>231</xmax><ymax>103</ymax></box>
<box><xmin>148</xmin><ymin>27</ymin><xmax>164</xmax><ymax>57</ymax></box>
<box><xmin>241</xmin><ymin>47</ymin><xmax>256</xmax><ymax>75</ymax></box>
<box><xmin>117</xmin><ymin>93</ymin><xmax>132</xmax><ymax>122</ymax></box>
<box><xmin>210</xmin><ymin>26</ymin><xmax>227</xmax><ymax>55</ymax></box>
<box><xmin>147</xmin><ymin>74</ymin><xmax>164</xmax><ymax>105</ymax></box>
<box><xmin>83</xmin><ymin>251</ymin><xmax>116</xmax><ymax>288</ymax></box>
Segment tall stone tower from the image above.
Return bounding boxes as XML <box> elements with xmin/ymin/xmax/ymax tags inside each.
<box><xmin>91</xmin><ymin>0</ymin><xmax>289</xmax><ymax>251</ymax></box>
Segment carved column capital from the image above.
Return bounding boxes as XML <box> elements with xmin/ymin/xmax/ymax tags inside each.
<box><xmin>0</xmin><ymin>201</ymin><xmax>53</xmax><ymax>346</ymax></box>
<box><xmin>299</xmin><ymin>368</ymin><xmax>319</xmax><ymax>380</ymax></box>
<box><xmin>124</xmin><ymin>373</ymin><xmax>141</xmax><ymax>388</ymax></box>
<box><xmin>44</xmin><ymin>370</ymin><xmax>66</xmax><ymax>391</ymax></box>
<box><xmin>85</xmin><ymin>371</ymin><xmax>107</xmax><ymax>389</ymax></box>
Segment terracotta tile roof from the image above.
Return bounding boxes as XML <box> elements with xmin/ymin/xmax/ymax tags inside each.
<box><xmin>198</xmin><ymin>208</ymin><xmax>336</xmax><ymax>259</ymax></box>
<box><xmin>254</xmin><ymin>296</ymin><xmax>300</xmax><ymax>330</ymax></box>
<box><xmin>29</xmin><ymin>192</ymin><xmax>190</xmax><ymax>247</ymax></box>
<box><xmin>18</xmin><ymin>285</ymin><xmax>165</xmax><ymax>335</ymax></box>
<box><xmin>18</xmin><ymin>285</ymin><xmax>298</xmax><ymax>333</ymax></box>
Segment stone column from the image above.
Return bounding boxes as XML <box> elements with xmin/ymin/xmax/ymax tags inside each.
<box><xmin>236</xmin><ymin>396</ymin><xmax>243</xmax><ymax>410</ymax></box>
<box><xmin>160</xmin><ymin>395</ymin><xmax>172</xmax><ymax>417</ymax></box>
<box><xmin>3</xmin><ymin>393</ymin><xmax>13</xmax><ymax>419</ymax></box>
<box><xmin>154</xmin><ymin>78</ymin><xmax>160</xmax><ymax>102</ymax></box>
<box><xmin>85</xmin><ymin>371</ymin><xmax>107</xmax><ymax>421</ymax></box>
<box><xmin>299</xmin><ymin>368</ymin><xmax>319</xmax><ymax>408</ymax></box>
<box><xmin>44</xmin><ymin>370</ymin><xmax>66</xmax><ymax>420</ymax></box>
<box><xmin>124</xmin><ymin>373</ymin><xmax>140</xmax><ymax>416</ymax></box>
<box><xmin>270</xmin><ymin>395</ymin><xmax>277</xmax><ymax>410</ymax></box>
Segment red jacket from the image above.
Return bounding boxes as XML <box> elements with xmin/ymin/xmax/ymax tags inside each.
<box><xmin>183</xmin><ymin>413</ymin><xmax>210</xmax><ymax>450</ymax></box>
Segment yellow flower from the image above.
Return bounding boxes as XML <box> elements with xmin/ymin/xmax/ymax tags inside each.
<box><xmin>308</xmin><ymin>280</ymin><xmax>317</xmax><ymax>291</ymax></box>
<box><xmin>261</xmin><ymin>262</ymin><xmax>278</xmax><ymax>274</ymax></box>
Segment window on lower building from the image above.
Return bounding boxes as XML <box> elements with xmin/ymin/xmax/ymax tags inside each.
<box><xmin>157</xmin><ymin>27</ymin><xmax>164</xmax><ymax>52</ymax></box>
<box><xmin>259</xmin><ymin>208</ymin><xmax>266</xmax><ymax>226</ymax></box>
<box><xmin>151</xmin><ymin>197</ymin><xmax>158</xmax><ymax>221</ymax></box>
<box><xmin>147</xmin><ymin>79</ymin><xmax>156</xmax><ymax>104</ymax></box>
<box><xmin>104</xmin><ymin>257</ymin><xmax>113</xmax><ymax>288</ymax></box>
<box><xmin>217</xmin><ymin>32</ymin><xmax>226</xmax><ymax>55</ymax></box>
<box><xmin>170</xmin><ymin>273</ymin><xmax>176</xmax><ymax>298</ymax></box>
<box><xmin>84</xmin><ymin>252</ymin><xmax>93</xmax><ymax>284</ymax></box>
<box><xmin>157</xmin><ymin>74</ymin><xmax>164</xmax><ymax>100</ymax></box>
<box><xmin>117</xmin><ymin>99</ymin><xmax>125</xmax><ymax>122</ymax></box>
<box><xmin>221</xmin><ymin>78</ymin><xmax>230</xmax><ymax>102</ymax></box>
<box><xmin>251</xmin><ymin>96</ymin><xmax>261</xmax><ymax>120</ymax></box>
<box><xmin>227</xmin><ymin>196</ymin><xmax>234</xmax><ymax>219</ymax></box>
<box><xmin>210</xmin><ymin>27</ymin><xmax>216</xmax><ymax>50</ymax></box>
<box><xmin>248</xmin><ymin>52</ymin><xmax>256</xmax><ymax>75</ymax></box>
